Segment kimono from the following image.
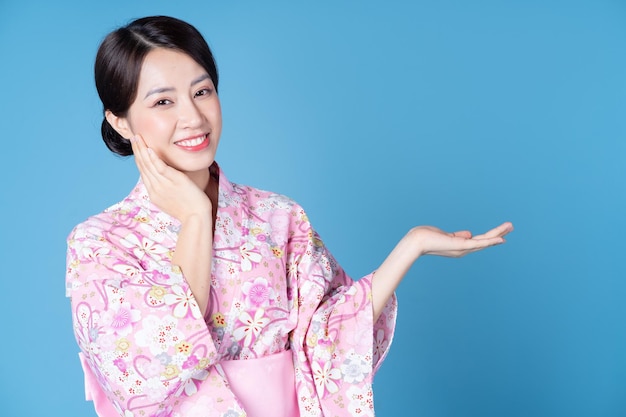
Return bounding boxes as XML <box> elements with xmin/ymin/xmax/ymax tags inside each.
<box><xmin>66</xmin><ymin>164</ymin><xmax>397</xmax><ymax>417</ymax></box>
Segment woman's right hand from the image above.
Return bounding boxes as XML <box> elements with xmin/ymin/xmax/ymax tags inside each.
<box><xmin>130</xmin><ymin>134</ymin><xmax>212</xmax><ymax>222</ymax></box>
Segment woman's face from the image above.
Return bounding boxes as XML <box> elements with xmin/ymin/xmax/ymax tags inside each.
<box><xmin>109</xmin><ymin>48</ymin><xmax>222</xmax><ymax>175</ymax></box>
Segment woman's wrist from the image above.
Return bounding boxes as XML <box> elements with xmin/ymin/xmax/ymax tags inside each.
<box><xmin>403</xmin><ymin>227</ymin><xmax>425</xmax><ymax>261</ymax></box>
<box><xmin>179</xmin><ymin>209</ymin><xmax>212</xmax><ymax>227</ymax></box>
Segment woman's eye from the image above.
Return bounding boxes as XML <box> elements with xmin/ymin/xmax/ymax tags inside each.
<box><xmin>195</xmin><ymin>88</ymin><xmax>213</xmax><ymax>98</ymax></box>
<box><xmin>155</xmin><ymin>99</ymin><xmax>172</xmax><ymax>106</ymax></box>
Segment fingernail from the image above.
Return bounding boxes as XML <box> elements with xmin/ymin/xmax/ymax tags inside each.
<box><xmin>147</xmin><ymin>148</ymin><xmax>154</xmax><ymax>155</ymax></box>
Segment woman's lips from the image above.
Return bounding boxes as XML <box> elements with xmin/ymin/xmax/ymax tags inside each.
<box><xmin>175</xmin><ymin>134</ymin><xmax>210</xmax><ymax>151</ymax></box>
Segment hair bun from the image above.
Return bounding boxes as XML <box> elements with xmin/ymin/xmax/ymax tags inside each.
<box><xmin>101</xmin><ymin>119</ymin><xmax>133</xmax><ymax>156</ymax></box>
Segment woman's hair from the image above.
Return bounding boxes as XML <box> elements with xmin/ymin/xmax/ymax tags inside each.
<box><xmin>95</xmin><ymin>16</ymin><xmax>219</xmax><ymax>156</ymax></box>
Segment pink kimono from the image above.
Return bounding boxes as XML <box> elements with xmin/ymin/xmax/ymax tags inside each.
<box><xmin>66</xmin><ymin>165</ymin><xmax>397</xmax><ymax>417</ymax></box>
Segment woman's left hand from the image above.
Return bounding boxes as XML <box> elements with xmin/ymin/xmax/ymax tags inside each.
<box><xmin>409</xmin><ymin>221</ymin><xmax>514</xmax><ymax>258</ymax></box>
<box><xmin>372</xmin><ymin>221</ymin><xmax>514</xmax><ymax>320</ymax></box>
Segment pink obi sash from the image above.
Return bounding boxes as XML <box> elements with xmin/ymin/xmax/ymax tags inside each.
<box><xmin>78</xmin><ymin>352</ymin><xmax>119</xmax><ymax>417</ymax></box>
<box><xmin>219</xmin><ymin>350</ymin><xmax>300</xmax><ymax>417</ymax></box>
<box><xmin>79</xmin><ymin>350</ymin><xmax>299</xmax><ymax>417</ymax></box>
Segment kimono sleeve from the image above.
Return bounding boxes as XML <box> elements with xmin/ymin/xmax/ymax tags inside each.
<box><xmin>65</xmin><ymin>222</ymin><xmax>241</xmax><ymax>416</ymax></box>
<box><xmin>288</xmin><ymin>208</ymin><xmax>398</xmax><ymax>417</ymax></box>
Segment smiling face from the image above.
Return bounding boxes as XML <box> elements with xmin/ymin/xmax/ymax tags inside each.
<box><xmin>107</xmin><ymin>48</ymin><xmax>222</xmax><ymax>176</ymax></box>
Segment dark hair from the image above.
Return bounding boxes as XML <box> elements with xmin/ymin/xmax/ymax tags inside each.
<box><xmin>95</xmin><ymin>16</ymin><xmax>219</xmax><ymax>156</ymax></box>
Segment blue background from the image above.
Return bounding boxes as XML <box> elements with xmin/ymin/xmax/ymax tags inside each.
<box><xmin>1</xmin><ymin>1</ymin><xmax>624</xmax><ymax>416</ymax></box>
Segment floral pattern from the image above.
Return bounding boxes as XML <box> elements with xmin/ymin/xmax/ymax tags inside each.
<box><xmin>66</xmin><ymin>164</ymin><xmax>397</xmax><ymax>416</ymax></box>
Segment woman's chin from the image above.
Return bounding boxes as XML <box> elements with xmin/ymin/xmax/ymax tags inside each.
<box><xmin>167</xmin><ymin>155</ymin><xmax>216</xmax><ymax>175</ymax></box>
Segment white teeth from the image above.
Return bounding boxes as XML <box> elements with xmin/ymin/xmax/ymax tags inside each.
<box><xmin>176</xmin><ymin>135</ymin><xmax>206</xmax><ymax>147</ymax></box>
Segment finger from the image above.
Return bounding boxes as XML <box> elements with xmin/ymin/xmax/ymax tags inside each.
<box><xmin>131</xmin><ymin>135</ymin><xmax>149</xmax><ymax>173</ymax></box>
<box><xmin>451</xmin><ymin>230</ymin><xmax>472</xmax><ymax>239</ymax></box>
<box><xmin>146</xmin><ymin>148</ymin><xmax>176</xmax><ymax>179</ymax></box>
<box><xmin>130</xmin><ymin>133</ymin><xmax>150</xmax><ymax>161</ymax></box>
<box><xmin>130</xmin><ymin>135</ymin><xmax>151</xmax><ymax>183</ymax></box>
<box><xmin>136</xmin><ymin>136</ymin><xmax>159</xmax><ymax>176</ymax></box>
<box><xmin>474</xmin><ymin>222</ymin><xmax>513</xmax><ymax>240</ymax></box>
<box><xmin>146</xmin><ymin>149</ymin><xmax>192</xmax><ymax>192</ymax></box>
<box><xmin>131</xmin><ymin>135</ymin><xmax>170</xmax><ymax>182</ymax></box>
<box><xmin>460</xmin><ymin>235</ymin><xmax>506</xmax><ymax>250</ymax></box>
<box><xmin>132</xmin><ymin>135</ymin><xmax>166</xmax><ymax>190</ymax></box>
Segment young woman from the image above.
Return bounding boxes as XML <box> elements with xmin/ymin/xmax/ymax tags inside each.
<box><xmin>66</xmin><ymin>15</ymin><xmax>513</xmax><ymax>417</ymax></box>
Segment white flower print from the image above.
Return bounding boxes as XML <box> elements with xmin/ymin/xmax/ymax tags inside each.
<box><xmin>232</xmin><ymin>309</ymin><xmax>269</xmax><ymax>347</ymax></box>
<box><xmin>345</xmin><ymin>385</ymin><xmax>374</xmax><ymax>415</ymax></box>
<box><xmin>340</xmin><ymin>350</ymin><xmax>369</xmax><ymax>384</ymax></box>
<box><xmin>286</xmin><ymin>255</ymin><xmax>300</xmax><ymax>280</ymax></box>
<box><xmin>81</xmin><ymin>246</ymin><xmax>110</xmax><ymax>262</ymax></box>
<box><xmin>239</xmin><ymin>242</ymin><xmax>262</xmax><ymax>271</ymax></box>
<box><xmin>373</xmin><ymin>328</ymin><xmax>388</xmax><ymax>363</ymax></box>
<box><xmin>135</xmin><ymin>314</ymin><xmax>184</xmax><ymax>355</ymax></box>
<box><xmin>312</xmin><ymin>360</ymin><xmax>341</xmax><ymax>395</ymax></box>
<box><xmin>176</xmin><ymin>368</ymin><xmax>209</xmax><ymax>397</ymax></box>
<box><xmin>163</xmin><ymin>285</ymin><xmax>202</xmax><ymax>319</ymax></box>
<box><xmin>142</xmin><ymin>376</ymin><xmax>166</xmax><ymax>401</ymax></box>
<box><xmin>112</xmin><ymin>263</ymin><xmax>140</xmax><ymax>277</ymax></box>
<box><xmin>120</xmin><ymin>232</ymin><xmax>168</xmax><ymax>260</ymax></box>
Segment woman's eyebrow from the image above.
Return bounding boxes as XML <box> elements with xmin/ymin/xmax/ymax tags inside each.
<box><xmin>144</xmin><ymin>86</ymin><xmax>174</xmax><ymax>99</ymax></box>
<box><xmin>191</xmin><ymin>74</ymin><xmax>211</xmax><ymax>86</ymax></box>
<box><xmin>143</xmin><ymin>74</ymin><xmax>211</xmax><ymax>99</ymax></box>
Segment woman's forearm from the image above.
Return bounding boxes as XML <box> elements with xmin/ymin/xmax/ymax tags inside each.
<box><xmin>372</xmin><ymin>231</ymin><xmax>420</xmax><ymax>321</ymax></box>
<box><xmin>172</xmin><ymin>213</ymin><xmax>213</xmax><ymax>315</ymax></box>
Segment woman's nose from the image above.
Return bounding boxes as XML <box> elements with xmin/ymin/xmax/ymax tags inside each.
<box><xmin>178</xmin><ymin>99</ymin><xmax>203</xmax><ymax>128</ymax></box>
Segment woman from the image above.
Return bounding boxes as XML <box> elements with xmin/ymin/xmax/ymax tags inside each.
<box><xmin>66</xmin><ymin>15</ymin><xmax>513</xmax><ymax>417</ymax></box>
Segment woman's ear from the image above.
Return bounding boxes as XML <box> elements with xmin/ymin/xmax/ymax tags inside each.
<box><xmin>105</xmin><ymin>110</ymin><xmax>133</xmax><ymax>139</ymax></box>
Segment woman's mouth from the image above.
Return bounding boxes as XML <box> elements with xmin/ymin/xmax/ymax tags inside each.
<box><xmin>175</xmin><ymin>134</ymin><xmax>210</xmax><ymax>151</ymax></box>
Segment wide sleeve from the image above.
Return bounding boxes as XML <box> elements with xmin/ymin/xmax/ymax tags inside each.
<box><xmin>65</xmin><ymin>222</ymin><xmax>246</xmax><ymax>417</ymax></box>
<box><xmin>287</xmin><ymin>207</ymin><xmax>398</xmax><ymax>417</ymax></box>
